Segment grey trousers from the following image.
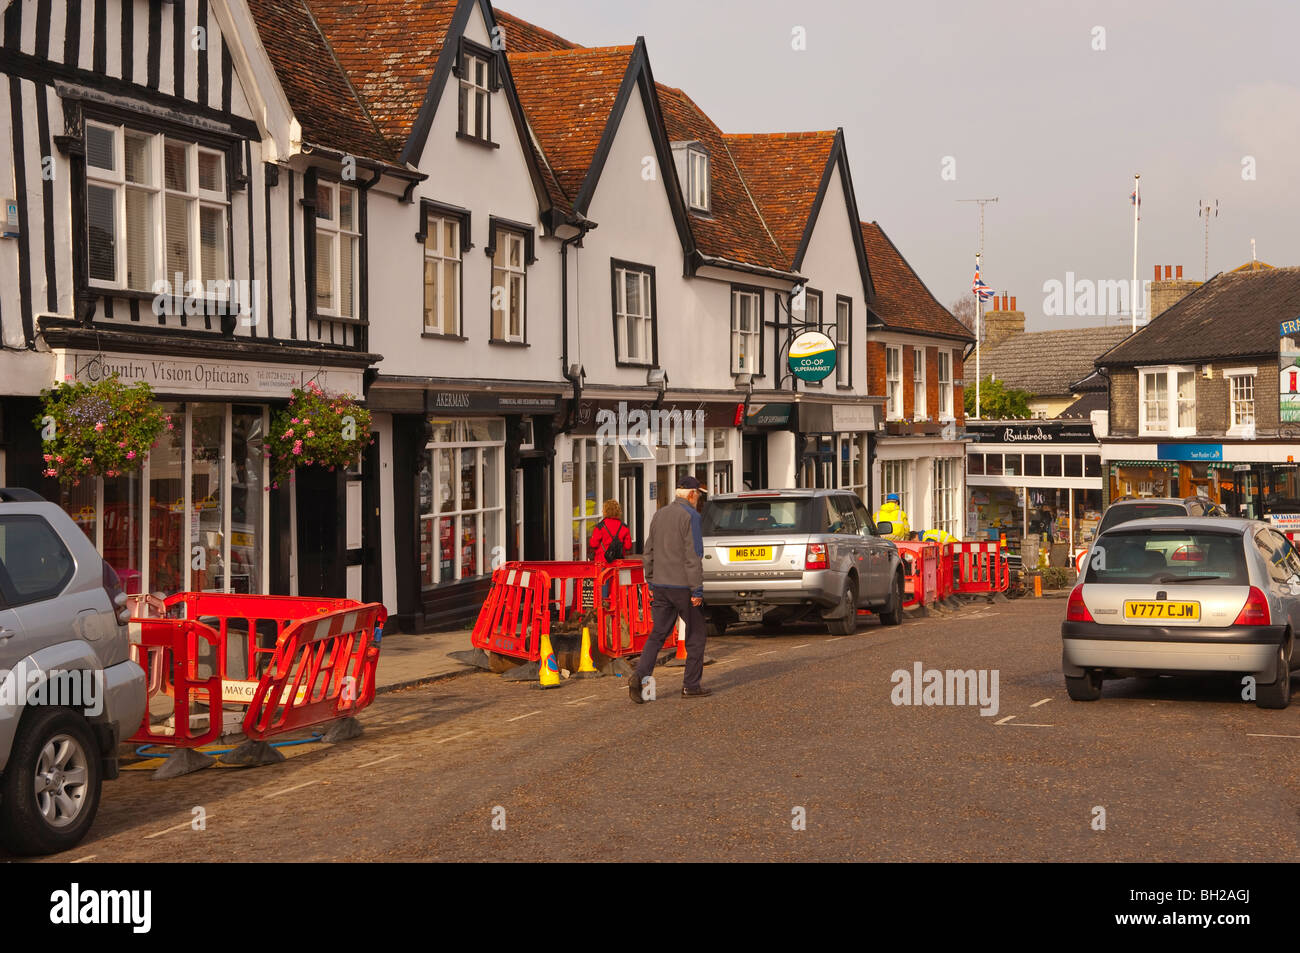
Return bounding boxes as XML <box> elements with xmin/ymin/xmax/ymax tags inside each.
<box><xmin>634</xmin><ymin>586</ymin><xmax>706</xmax><ymax>691</ymax></box>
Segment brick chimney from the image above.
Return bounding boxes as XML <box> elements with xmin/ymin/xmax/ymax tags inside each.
<box><xmin>1147</xmin><ymin>264</ymin><xmax>1201</xmax><ymax>321</ymax></box>
<box><xmin>983</xmin><ymin>294</ymin><xmax>1025</xmax><ymax>346</ymax></box>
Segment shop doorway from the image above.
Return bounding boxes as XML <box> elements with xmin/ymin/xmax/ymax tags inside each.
<box><xmin>520</xmin><ymin>456</ymin><xmax>550</xmax><ymax>561</ymax></box>
<box><xmin>619</xmin><ymin>464</ymin><xmax>643</xmax><ymax>552</ymax></box>
<box><xmin>742</xmin><ymin>434</ymin><xmax>767</xmax><ymax>490</ymax></box>
<box><xmin>296</xmin><ymin>467</ymin><xmax>342</xmax><ymax>599</ymax></box>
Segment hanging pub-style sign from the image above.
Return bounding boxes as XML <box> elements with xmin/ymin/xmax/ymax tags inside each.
<box><xmin>788</xmin><ymin>331</ymin><xmax>837</xmax><ymax>382</ymax></box>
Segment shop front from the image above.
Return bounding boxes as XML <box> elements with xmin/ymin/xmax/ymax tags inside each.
<box><xmin>370</xmin><ymin>381</ymin><xmax>563</xmax><ymax>632</ymax></box>
<box><xmin>966</xmin><ymin>420</ymin><xmax>1103</xmax><ymax>565</ymax></box>
<box><xmin>795</xmin><ymin>401</ymin><xmax>878</xmax><ymax>500</ymax></box>
<box><xmin>563</xmin><ymin>397</ymin><xmax>741</xmax><ymax>559</ymax></box>
<box><xmin>42</xmin><ymin>347</ymin><xmax>369</xmax><ymax>599</ymax></box>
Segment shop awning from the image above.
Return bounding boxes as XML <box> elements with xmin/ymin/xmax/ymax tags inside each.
<box><xmin>1109</xmin><ymin>460</ymin><xmax>1179</xmax><ymax>469</ymax></box>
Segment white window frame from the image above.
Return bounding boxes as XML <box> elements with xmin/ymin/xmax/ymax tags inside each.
<box><xmin>687</xmin><ymin>147</ymin><xmax>710</xmax><ymax>213</ymax></box>
<box><xmin>459</xmin><ymin>53</ymin><xmax>491</xmax><ymax>141</ymax></box>
<box><xmin>835</xmin><ymin>297</ymin><xmax>850</xmax><ymax>387</ymax></box>
<box><xmin>614</xmin><ymin>265</ymin><xmax>654</xmax><ymax>365</ymax></box>
<box><xmin>937</xmin><ymin>350</ymin><xmax>954</xmax><ymax>419</ymax></box>
<box><xmin>731</xmin><ymin>289</ymin><xmax>761</xmax><ymax>375</ymax></box>
<box><xmin>931</xmin><ymin>457</ymin><xmax>961</xmax><ymax>537</ymax></box>
<box><xmin>881</xmin><ymin>458</ymin><xmax>911</xmax><ymax>516</ymax></box>
<box><xmin>491</xmin><ymin>230</ymin><xmax>526</xmax><ymax>343</ymax></box>
<box><xmin>1138</xmin><ymin>365</ymin><xmax>1196</xmax><ymax>436</ymax></box>
<box><xmin>1225</xmin><ymin>366</ymin><xmax>1258</xmax><ymax>434</ymax></box>
<box><xmin>885</xmin><ymin>345</ymin><xmax>903</xmax><ymax>420</ymax></box>
<box><xmin>85</xmin><ymin>121</ymin><xmax>229</xmax><ymax>298</ymax></box>
<box><xmin>423</xmin><ymin>214</ymin><xmax>462</xmax><ymax>335</ymax></box>
<box><xmin>314</xmin><ymin>181</ymin><xmax>359</xmax><ymax>319</ymax></box>
<box><xmin>421</xmin><ymin>420</ymin><xmax>505</xmax><ymax>586</ymax></box>
<box><xmin>912</xmin><ymin>346</ymin><xmax>926</xmax><ymax>419</ymax></box>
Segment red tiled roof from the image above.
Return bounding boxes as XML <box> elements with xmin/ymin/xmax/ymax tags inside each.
<box><xmin>723</xmin><ymin>131</ymin><xmax>837</xmax><ymax>266</ymax></box>
<box><xmin>508</xmin><ymin>46</ymin><xmax>634</xmax><ymax>201</ymax></box>
<box><xmin>494</xmin><ymin>9</ymin><xmax>581</xmax><ymax>53</ymax></box>
<box><xmin>247</xmin><ymin>0</ymin><xmax>398</xmax><ymax>163</ymax></box>
<box><xmin>860</xmin><ymin>221</ymin><xmax>975</xmax><ymax>342</ymax></box>
<box><xmin>306</xmin><ymin>0</ymin><xmax>460</xmax><ymax>152</ymax></box>
<box><xmin>656</xmin><ymin>85</ymin><xmax>787</xmax><ymax>272</ymax></box>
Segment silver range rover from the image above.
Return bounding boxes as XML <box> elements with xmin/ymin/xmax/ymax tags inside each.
<box><xmin>1062</xmin><ymin>517</ymin><xmax>1300</xmax><ymax>708</ymax></box>
<box><xmin>701</xmin><ymin>489</ymin><xmax>905</xmax><ymax>636</ymax></box>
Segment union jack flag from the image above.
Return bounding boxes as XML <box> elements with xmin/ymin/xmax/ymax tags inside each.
<box><xmin>971</xmin><ymin>269</ymin><xmax>994</xmax><ymax>301</ymax></box>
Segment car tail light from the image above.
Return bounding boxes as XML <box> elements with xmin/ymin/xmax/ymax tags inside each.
<box><xmin>1066</xmin><ymin>584</ymin><xmax>1094</xmax><ymax>622</ymax></box>
<box><xmin>805</xmin><ymin>544</ymin><xmax>828</xmax><ymax>570</ymax></box>
<box><xmin>1233</xmin><ymin>587</ymin><xmax>1270</xmax><ymax>626</ymax></box>
<box><xmin>103</xmin><ymin>559</ymin><xmax>130</xmax><ymax>626</ymax></box>
<box><xmin>1171</xmin><ymin>545</ymin><xmax>1204</xmax><ymax>561</ymax></box>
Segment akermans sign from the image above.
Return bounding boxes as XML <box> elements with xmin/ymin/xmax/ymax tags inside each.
<box><xmin>56</xmin><ymin>350</ymin><xmax>364</xmax><ymax>399</ymax></box>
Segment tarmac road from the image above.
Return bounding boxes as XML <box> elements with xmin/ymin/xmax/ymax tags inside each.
<box><xmin>29</xmin><ymin>597</ymin><xmax>1300</xmax><ymax>862</ymax></box>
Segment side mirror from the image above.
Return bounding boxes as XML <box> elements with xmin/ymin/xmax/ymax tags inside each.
<box><xmin>877</xmin><ymin>521</ymin><xmax>893</xmax><ymax>536</ymax></box>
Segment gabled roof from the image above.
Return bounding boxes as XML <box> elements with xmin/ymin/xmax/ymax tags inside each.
<box><xmin>656</xmin><ymin>85</ymin><xmax>787</xmax><ymax>273</ymax></box>
<box><xmin>723</xmin><ymin>131</ymin><xmax>836</xmax><ymax>263</ymax></box>
<box><xmin>965</xmin><ymin>326</ymin><xmax>1133</xmax><ymax>398</ymax></box>
<box><xmin>859</xmin><ymin>222</ymin><xmax>974</xmax><ymax>343</ymax></box>
<box><xmin>306</xmin><ymin>0</ymin><xmax>460</xmax><ymax>153</ymax></box>
<box><xmin>508</xmin><ymin>45</ymin><xmax>636</xmax><ymax>201</ymax></box>
<box><xmin>1097</xmin><ymin>267</ymin><xmax>1300</xmax><ymax>367</ymax></box>
<box><xmin>1059</xmin><ymin>391</ymin><xmax>1106</xmax><ymax>419</ymax></box>
<box><xmin>247</xmin><ymin>0</ymin><xmax>400</xmax><ymax>164</ymax></box>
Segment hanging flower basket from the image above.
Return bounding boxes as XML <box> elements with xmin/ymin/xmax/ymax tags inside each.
<box><xmin>35</xmin><ymin>374</ymin><xmax>169</xmax><ymax>485</ymax></box>
<box><xmin>268</xmin><ymin>382</ymin><xmax>373</xmax><ymax>486</ymax></box>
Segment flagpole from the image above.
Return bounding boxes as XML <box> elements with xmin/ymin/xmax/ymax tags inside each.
<box><xmin>1131</xmin><ymin>173</ymin><xmax>1140</xmax><ymax>333</ymax></box>
<box><xmin>974</xmin><ymin>253</ymin><xmax>982</xmax><ymax>420</ymax></box>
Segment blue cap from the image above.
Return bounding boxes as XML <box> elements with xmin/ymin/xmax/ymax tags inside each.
<box><xmin>886</xmin><ymin>493</ymin><xmax>900</xmax><ymax>503</ymax></box>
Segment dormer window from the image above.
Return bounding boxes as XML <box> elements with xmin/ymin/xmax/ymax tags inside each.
<box><xmin>457</xmin><ymin>40</ymin><xmax>499</xmax><ymax>145</ymax></box>
<box><xmin>672</xmin><ymin>141</ymin><xmax>710</xmax><ymax>213</ymax></box>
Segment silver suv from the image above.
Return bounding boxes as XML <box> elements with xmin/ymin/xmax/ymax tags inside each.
<box><xmin>0</xmin><ymin>488</ymin><xmax>144</xmax><ymax>855</ymax></box>
<box><xmin>701</xmin><ymin>489</ymin><xmax>904</xmax><ymax>636</ymax></box>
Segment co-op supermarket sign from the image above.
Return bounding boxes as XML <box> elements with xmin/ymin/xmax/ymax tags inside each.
<box><xmin>788</xmin><ymin>331</ymin><xmax>837</xmax><ymax>382</ymax></box>
<box><xmin>56</xmin><ymin>350</ymin><xmax>363</xmax><ymax>399</ymax></box>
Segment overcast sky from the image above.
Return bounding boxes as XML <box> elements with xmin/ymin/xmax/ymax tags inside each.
<box><xmin>500</xmin><ymin>0</ymin><xmax>1300</xmax><ymax>331</ymax></box>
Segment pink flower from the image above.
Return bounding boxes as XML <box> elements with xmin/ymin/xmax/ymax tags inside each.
<box><xmin>43</xmin><ymin>454</ymin><xmax>52</xmax><ymax>463</ymax></box>
<box><xmin>306</xmin><ymin>431</ymin><xmax>315</xmax><ymax>439</ymax></box>
<box><xmin>117</xmin><ymin>441</ymin><xmax>127</xmax><ymax>449</ymax></box>
<box><xmin>82</xmin><ymin>457</ymin><xmax>91</xmax><ymax>465</ymax></box>
<box><xmin>63</xmin><ymin>375</ymin><xmax>72</xmax><ymax>383</ymax></box>
<box><xmin>292</xmin><ymin>440</ymin><xmax>303</xmax><ymax>456</ymax></box>
<box><xmin>167</xmin><ymin>422</ymin><xmax>174</xmax><ymax>431</ymax></box>
<box><xmin>126</xmin><ymin>450</ymin><xmax>136</xmax><ymax>460</ymax></box>
<box><xmin>42</xmin><ymin>468</ymin><xmax>56</xmax><ymax>478</ymax></box>
<box><xmin>55</xmin><ymin>455</ymin><xmax>63</xmax><ymax>463</ymax></box>
<box><xmin>291</xmin><ymin>418</ymin><xmax>300</xmax><ymax>424</ymax></box>
<box><xmin>94</xmin><ymin>421</ymin><xmax>104</xmax><ymax>432</ymax></box>
<box><xmin>283</xmin><ymin>429</ymin><xmax>294</xmax><ymax>439</ymax></box>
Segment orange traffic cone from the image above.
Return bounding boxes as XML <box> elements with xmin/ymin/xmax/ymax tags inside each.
<box><xmin>674</xmin><ymin>617</ymin><xmax>687</xmax><ymax>659</ymax></box>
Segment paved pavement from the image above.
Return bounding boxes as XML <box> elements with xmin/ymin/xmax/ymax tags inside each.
<box><xmin>374</xmin><ymin>628</ymin><xmax>477</xmax><ymax>691</ymax></box>
<box><xmin>23</xmin><ymin>594</ymin><xmax>1300</xmax><ymax>863</ymax></box>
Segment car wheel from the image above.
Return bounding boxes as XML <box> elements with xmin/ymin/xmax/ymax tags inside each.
<box><xmin>1065</xmin><ymin>670</ymin><xmax>1104</xmax><ymax>701</ymax></box>
<box><xmin>1256</xmin><ymin>643</ymin><xmax>1292</xmax><ymax>710</ymax></box>
<box><xmin>879</xmin><ymin>572</ymin><xmax>904</xmax><ymax>627</ymax></box>
<box><xmin>706</xmin><ymin>614</ymin><xmax>728</xmax><ymax>638</ymax></box>
<box><xmin>826</xmin><ymin>580</ymin><xmax>858</xmax><ymax>636</ymax></box>
<box><xmin>0</xmin><ymin>707</ymin><xmax>103</xmax><ymax>856</ymax></box>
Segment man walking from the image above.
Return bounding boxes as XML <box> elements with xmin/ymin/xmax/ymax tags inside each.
<box><xmin>631</xmin><ymin>475</ymin><xmax>710</xmax><ymax>702</ymax></box>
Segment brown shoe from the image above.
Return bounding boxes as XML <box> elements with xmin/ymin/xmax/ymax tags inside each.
<box><xmin>629</xmin><ymin>678</ymin><xmax>646</xmax><ymax>704</ymax></box>
<box><xmin>681</xmin><ymin>686</ymin><xmax>713</xmax><ymax>698</ymax></box>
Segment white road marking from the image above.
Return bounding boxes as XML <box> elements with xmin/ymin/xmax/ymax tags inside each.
<box><xmin>147</xmin><ymin>817</ymin><xmax>208</xmax><ymax>839</ymax></box>
<box><xmin>1247</xmin><ymin>733</ymin><xmax>1300</xmax><ymax>739</ymax></box>
<box><xmin>1010</xmin><ymin>723</ymin><xmax>1055</xmax><ymax>728</ymax></box>
<box><xmin>508</xmin><ymin>710</ymin><xmax>542</xmax><ymax>722</ymax></box>
<box><xmin>565</xmin><ymin>694</ymin><xmax>599</xmax><ymax>705</ymax></box>
<box><xmin>756</xmin><ymin>651</ymin><xmax>777</xmax><ymax>657</ymax></box>
<box><xmin>994</xmin><ymin>715</ymin><xmax>1017</xmax><ymax>725</ymax></box>
<box><xmin>357</xmin><ymin>754</ymin><xmax>400</xmax><ymax>769</ymax></box>
<box><xmin>790</xmin><ymin>643</ymin><xmax>811</xmax><ymax>649</ymax></box>
<box><xmin>827</xmin><ymin>637</ymin><xmax>846</xmax><ymax>642</ymax></box>
<box><xmin>265</xmin><ymin>780</ymin><xmax>319</xmax><ymax>799</ymax></box>
<box><xmin>71</xmin><ymin>855</ymin><xmax>96</xmax><ymax>863</ymax></box>
<box><xmin>1030</xmin><ymin>698</ymin><xmax>1052</xmax><ymax>708</ymax></box>
<box><xmin>435</xmin><ymin>730</ymin><xmax>476</xmax><ymax>744</ymax></box>
<box><xmin>711</xmin><ymin>656</ymin><xmax>736</xmax><ymax>663</ymax></box>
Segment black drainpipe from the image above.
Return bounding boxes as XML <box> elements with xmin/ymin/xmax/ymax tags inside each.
<box><xmin>560</xmin><ymin>222</ymin><xmax>595</xmax><ymax>433</ymax></box>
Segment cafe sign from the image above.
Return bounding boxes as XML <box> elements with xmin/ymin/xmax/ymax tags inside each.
<box><xmin>788</xmin><ymin>331</ymin><xmax>836</xmax><ymax>382</ymax></box>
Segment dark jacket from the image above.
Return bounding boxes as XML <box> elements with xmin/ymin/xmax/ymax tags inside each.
<box><xmin>643</xmin><ymin>498</ymin><xmax>704</xmax><ymax>598</ymax></box>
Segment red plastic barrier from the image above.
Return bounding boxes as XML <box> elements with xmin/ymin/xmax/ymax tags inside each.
<box><xmin>243</xmin><ymin>603</ymin><xmax>386</xmax><ymax>741</ymax></box>
<box><xmin>470</xmin><ymin>559</ymin><xmax>659</xmax><ymax>662</ymax></box>
<box><xmin>895</xmin><ymin>541</ymin><xmax>940</xmax><ymax>608</ymax></box>
<box><xmin>951</xmin><ymin>541</ymin><xmax>1010</xmax><ymax>594</ymax></box>
<box><xmin>936</xmin><ymin>546</ymin><xmax>956</xmax><ymax>600</ymax></box>
<box><xmin>128</xmin><ymin>618</ymin><xmax>223</xmax><ymax>747</ymax></box>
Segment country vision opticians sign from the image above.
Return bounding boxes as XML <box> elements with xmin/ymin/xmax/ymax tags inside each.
<box><xmin>58</xmin><ymin>351</ymin><xmax>363</xmax><ymax>399</ymax></box>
